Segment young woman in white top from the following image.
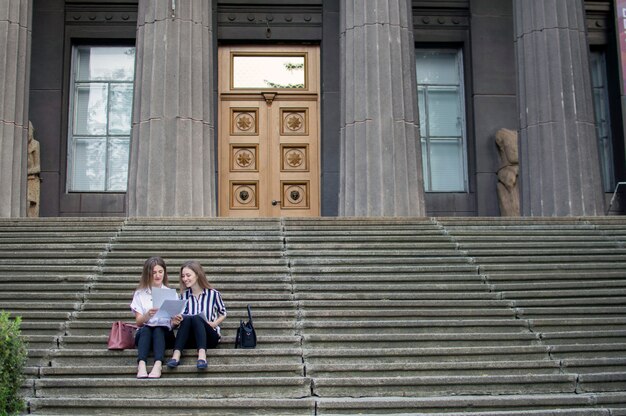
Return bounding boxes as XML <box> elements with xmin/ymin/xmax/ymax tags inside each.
<box><xmin>130</xmin><ymin>257</ymin><xmax>181</xmax><ymax>378</ymax></box>
<box><xmin>166</xmin><ymin>260</ymin><xmax>227</xmax><ymax>370</ymax></box>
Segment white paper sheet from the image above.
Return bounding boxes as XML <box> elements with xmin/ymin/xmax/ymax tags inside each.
<box><xmin>155</xmin><ymin>299</ymin><xmax>188</xmax><ymax>319</ymax></box>
<box><xmin>152</xmin><ymin>287</ymin><xmax>178</xmax><ymax>307</ymax></box>
<box><xmin>152</xmin><ymin>287</ymin><xmax>187</xmax><ymax>319</ymax></box>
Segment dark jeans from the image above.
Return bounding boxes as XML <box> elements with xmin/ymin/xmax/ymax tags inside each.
<box><xmin>173</xmin><ymin>315</ymin><xmax>220</xmax><ymax>353</ymax></box>
<box><xmin>135</xmin><ymin>325</ymin><xmax>174</xmax><ymax>363</ymax></box>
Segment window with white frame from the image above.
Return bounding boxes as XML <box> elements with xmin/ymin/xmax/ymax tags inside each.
<box><xmin>590</xmin><ymin>50</ymin><xmax>615</xmax><ymax>193</ymax></box>
<box><xmin>67</xmin><ymin>45</ymin><xmax>135</xmax><ymax>192</ymax></box>
<box><xmin>416</xmin><ymin>49</ymin><xmax>467</xmax><ymax>192</ymax></box>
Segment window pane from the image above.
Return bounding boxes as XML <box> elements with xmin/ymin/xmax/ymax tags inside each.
<box><xmin>109</xmin><ymin>84</ymin><xmax>133</xmax><ymax>135</ymax></box>
<box><xmin>418</xmin><ymin>87</ymin><xmax>427</xmax><ymax>137</ymax></box>
<box><xmin>233</xmin><ymin>55</ymin><xmax>306</xmax><ymax>89</ymax></box>
<box><xmin>74</xmin><ymin>84</ymin><xmax>108</xmax><ymax>136</ymax></box>
<box><xmin>590</xmin><ymin>50</ymin><xmax>615</xmax><ymax>192</ymax></box>
<box><xmin>76</xmin><ymin>46</ymin><xmax>135</xmax><ymax>81</ymax></box>
<box><xmin>72</xmin><ymin>138</ymin><xmax>106</xmax><ymax>191</ymax></box>
<box><xmin>107</xmin><ymin>138</ymin><xmax>130</xmax><ymax>191</ymax></box>
<box><xmin>427</xmin><ymin>87</ymin><xmax>461</xmax><ymax>137</ymax></box>
<box><xmin>429</xmin><ymin>139</ymin><xmax>464</xmax><ymax>192</ymax></box>
<box><xmin>421</xmin><ymin>139</ymin><xmax>430</xmax><ymax>191</ymax></box>
<box><xmin>416</xmin><ymin>51</ymin><xmax>459</xmax><ymax>85</ymax></box>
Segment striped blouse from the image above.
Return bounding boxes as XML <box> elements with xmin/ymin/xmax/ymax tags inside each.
<box><xmin>181</xmin><ymin>288</ymin><xmax>227</xmax><ymax>332</ymax></box>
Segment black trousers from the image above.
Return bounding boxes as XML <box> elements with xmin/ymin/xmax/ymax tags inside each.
<box><xmin>135</xmin><ymin>325</ymin><xmax>174</xmax><ymax>363</ymax></box>
<box><xmin>174</xmin><ymin>315</ymin><xmax>220</xmax><ymax>352</ymax></box>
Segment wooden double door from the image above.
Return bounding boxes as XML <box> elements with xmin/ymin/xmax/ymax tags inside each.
<box><xmin>218</xmin><ymin>46</ymin><xmax>320</xmax><ymax>217</ymax></box>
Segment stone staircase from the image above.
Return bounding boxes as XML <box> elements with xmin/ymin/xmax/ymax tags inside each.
<box><xmin>0</xmin><ymin>217</ymin><xmax>624</xmax><ymax>415</ymax></box>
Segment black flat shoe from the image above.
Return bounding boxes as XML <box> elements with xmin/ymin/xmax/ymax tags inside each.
<box><xmin>166</xmin><ymin>358</ymin><xmax>180</xmax><ymax>368</ymax></box>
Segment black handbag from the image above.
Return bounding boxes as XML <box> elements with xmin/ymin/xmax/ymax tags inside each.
<box><xmin>235</xmin><ymin>304</ymin><xmax>256</xmax><ymax>349</ymax></box>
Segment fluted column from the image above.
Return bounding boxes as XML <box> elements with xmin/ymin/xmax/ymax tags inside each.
<box><xmin>339</xmin><ymin>0</ymin><xmax>425</xmax><ymax>216</ymax></box>
<box><xmin>128</xmin><ymin>0</ymin><xmax>215</xmax><ymax>217</ymax></box>
<box><xmin>0</xmin><ymin>0</ymin><xmax>31</xmax><ymax>217</ymax></box>
<box><xmin>515</xmin><ymin>0</ymin><xmax>605</xmax><ymax>216</ymax></box>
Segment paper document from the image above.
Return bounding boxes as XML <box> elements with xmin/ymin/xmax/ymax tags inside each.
<box><xmin>155</xmin><ymin>299</ymin><xmax>188</xmax><ymax>319</ymax></box>
<box><xmin>152</xmin><ymin>287</ymin><xmax>187</xmax><ymax>319</ymax></box>
<box><xmin>152</xmin><ymin>287</ymin><xmax>178</xmax><ymax>308</ymax></box>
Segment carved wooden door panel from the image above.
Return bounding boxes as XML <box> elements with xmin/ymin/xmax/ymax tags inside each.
<box><xmin>218</xmin><ymin>46</ymin><xmax>320</xmax><ymax>217</ymax></box>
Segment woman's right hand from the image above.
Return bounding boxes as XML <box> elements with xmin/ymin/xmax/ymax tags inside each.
<box><xmin>171</xmin><ymin>314</ymin><xmax>183</xmax><ymax>326</ymax></box>
<box><xmin>144</xmin><ymin>308</ymin><xmax>158</xmax><ymax>322</ymax></box>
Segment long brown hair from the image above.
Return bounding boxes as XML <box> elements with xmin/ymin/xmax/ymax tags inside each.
<box><xmin>179</xmin><ymin>260</ymin><xmax>212</xmax><ymax>293</ymax></box>
<box><xmin>137</xmin><ymin>256</ymin><xmax>169</xmax><ymax>290</ymax></box>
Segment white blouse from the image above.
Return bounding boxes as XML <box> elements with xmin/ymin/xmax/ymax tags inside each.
<box><xmin>130</xmin><ymin>287</ymin><xmax>173</xmax><ymax>329</ymax></box>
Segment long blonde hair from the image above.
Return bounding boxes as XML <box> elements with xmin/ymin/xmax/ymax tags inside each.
<box><xmin>179</xmin><ymin>260</ymin><xmax>212</xmax><ymax>293</ymax></box>
<box><xmin>137</xmin><ymin>256</ymin><xmax>169</xmax><ymax>290</ymax></box>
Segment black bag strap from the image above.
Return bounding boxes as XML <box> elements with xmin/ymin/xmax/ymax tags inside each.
<box><xmin>246</xmin><ymin>304</ymin><xmax>253</xmax><ymax>326</ymax></box>
<box><xmin>235</xmin><ymin>320</ymin><xmax>243</xmax><ymax>349</ymax></box>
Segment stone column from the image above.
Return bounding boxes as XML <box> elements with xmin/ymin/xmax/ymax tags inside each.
<box><xmin>339</xmin><ymin>0</ymin><xmax>426</xmax><ymax>216</ymax></box>
<box><xmin>0</xmin><ymin>0</ymin><xmax>31</xmax><ymax>217</ymax></box>
<box><xmin>514</xmin><ymin>0</ymin><xmax>605</xmax><ymax>216</ymax></box>
<box><xmin>128</xmin><ymin>0</ymin><xmax>215</xmax><ymax>217</ymax></box>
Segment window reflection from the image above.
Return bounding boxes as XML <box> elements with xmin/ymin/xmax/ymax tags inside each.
<box><xmin>68</xmin><ymin>46</ymin><xmax>135</xmax><ymax>192</ymax></box>
<box><xmin>233</xmin><ymin>55</ymin><xmax>306</xmax><ymax>89</ymax></box>
<box><xmin>416</xmin><ymin>49</ymin><xmax>467</xmax><ymax>192</ymax></box>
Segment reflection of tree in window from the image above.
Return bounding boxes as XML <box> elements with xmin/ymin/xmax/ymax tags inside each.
<box><xmin>264</xmin><ymin>61</ymin><xmax>304</xmax><ymax>89</ymax></box>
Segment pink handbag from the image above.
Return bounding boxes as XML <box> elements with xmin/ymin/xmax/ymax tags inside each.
<box><xmin>107</xmin><ymin>321</ymin><xmax>137</xmax><ymax>350</ymax></box>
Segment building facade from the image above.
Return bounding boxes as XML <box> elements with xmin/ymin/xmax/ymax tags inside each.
<box><xmin>1</xmin><ymin>0</ymin><xmax>623</xmax><ymax>217</ymax></box>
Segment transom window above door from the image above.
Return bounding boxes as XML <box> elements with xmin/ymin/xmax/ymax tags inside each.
<box><xmin>231</xmin><ymin>54</ymin><xmax>307</xmax><ymax>89</ymax></box>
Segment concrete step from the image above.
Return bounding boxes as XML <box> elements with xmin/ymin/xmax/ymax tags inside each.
<box><xmin>81</xmin><ymin>300</ymin><xmax>296</xmax><ymax>310</ymax></box>
<box><xmin>306</xmin><ymin>359</ymin><xmax>562</xmax><ymax>377</ymax></box>
<box><xmin>538</xmin><ymin>330</ymin><xmax>626</xmax><ymax>345</ymax></box>
<box><xmin>517</xmin><ymin>306</ymin><xmax>626</xmax><ymax>318</ymax></box>
<box><xmin>563</xmin><ymin>358</ymin><xmax>626</xmax><ymax>373</ymax></box>
<box><xmin>47</xmin><ymin>348</ymin><xmax>304</xmax><ymax>366</ymax></box>
<box><xmin>293</xmin><ymin>283</ymin><xmax>492</xmax><ymax>294</ymax></box>
<box><xmin>301</xmin><ymin>332</ymin><xmax>540</xmax><ymax>348</ymax></box>
<box><xmin>103</xmin><ymin>257</ymin><xmax>288</xmax><ymax>266</ymax></box>
<box><xmin>293</xmin><ymin>273</ymin><xmax>486</xmax><ymax>283</ymax></box>
<box><xmin>300</xmin><ymin>308</ymin><xmax>515</xmax><ymax>320</ymax></box>
<box><xmin>529</xmin><ymin>317</ymin><xmax>626</xmax><ymax>331</ymax></box>
<box><xmin>303</xmin><ymin>345</ymin><xmax>551</xmax><ymax>364</ymax></box>
<box><xmin>291</xmin><ymin>264</ymin><xmax>480</xmax><ymax>274</ymax></box>
<box><xmin>38</xmin><ymin>362</ymin><xmax>305</xmax><ymax>378</ymax></box>
<box><xmin>315</xmin><ymin>392</ymin><xmax>625</xmax><ymax>414</ymax></box>
<box><xmin>66</xmin><ymin>319</ymin><xmax>296</xmax><ymax>336</ymax></box>
<box><xmin>33</xmin><ymin>376</ymin><xmax>312</xmax><ymax>399</ymax></box>
<box><xmin>311</xmin><ymin>374</ymin><xmax>578</xmax><ymax>397</ymax></box>
<box><xmin>106</xmin><ymin>247</ymin><xmax>284</xmax><ymax>255</ymax></box>
<box><xmin>299</xmin><ymin>319</ymin><xmax>531</xmax><ymax>334</ymax></box>
<box><xmin>59</xmin><ymin>334</ymin><xmax>299</xmax><ymax>349</ymax></box>
<box><xmin>550</xmin><ymin>343</ymin><xmax>626</xmax><ymax>359</ymax></box>
<box><xmin>28</xmin><ymin>397</ymin><xmax>315</xmax><ymax>415</ymax></box>
<box><xmin>481</xmin><ymin>263</ymin><xmax>626</xmax><ymax>272</ymax></box>
<box><xmin>492</xmin><ymin>280</ymin><xmax>626</xmax><ymax>291</ymax></box>
<box><xmin>297</xmin><ymin>299</ymin><xmax>512</xmax><ymax>309</ymax></box>
<box><xmin>484</xmin><ymin>271</ymin><xmax>626</xmax><ymax>280</ymax></box>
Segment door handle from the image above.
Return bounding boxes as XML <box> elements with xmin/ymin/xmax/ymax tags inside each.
<box><xmin>271</xmin><ymin>200</ymin><xmax>281</xmax><ymax>206</ymax></box>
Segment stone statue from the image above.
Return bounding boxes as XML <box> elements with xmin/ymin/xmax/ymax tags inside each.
<box><xmin>27</xmin><ymin>121</ymin><xmax>41</xmax><ymax>217</ymax></box>
<box><xmin>495</xmin><ymin>128</ymin><xmax>520</xmax><ymax>216</ymax></box>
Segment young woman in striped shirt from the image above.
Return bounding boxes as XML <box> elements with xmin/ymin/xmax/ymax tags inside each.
<box><xmin>166</xmin><ymin>260</ymin><xmax>227</xmax><ymax>369</ymax></box>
